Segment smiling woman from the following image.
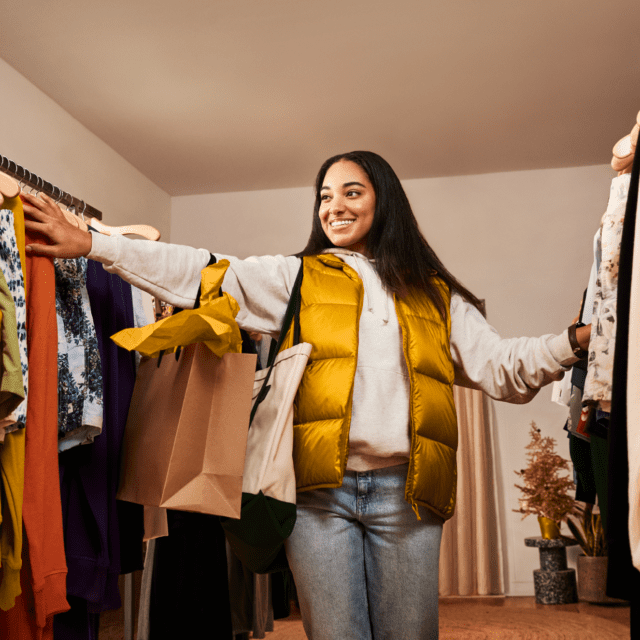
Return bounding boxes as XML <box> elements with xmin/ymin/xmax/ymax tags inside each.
<box><xmin>20</xmin><ymin>149</ymin><xmax>591</xmax><ymax>640</ymax></box>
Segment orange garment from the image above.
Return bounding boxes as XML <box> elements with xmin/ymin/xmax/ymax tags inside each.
<box><xmin>0</xmin><ymin>546</ymin><xmax>54</xmax><ymax>640</ymax></box>
<box><xmin>0</xmin><ymin>231</ymin><xmax>69</xmax><ymax>637</ymax></box>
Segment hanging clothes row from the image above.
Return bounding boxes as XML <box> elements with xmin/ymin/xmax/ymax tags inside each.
<box><xmin>606</xmin><ymin>123</ymin><xmax>640</xmax><ymax>631</ymax></box>
<box><xmin>0</xmin><ymin>167</ymin><xmax>157</xmax><ymax>640</ymax></box>
<box><xmin>551</xmin><ymin>114</ymin><xmax>640</xmax><ymax>632</ymax></box>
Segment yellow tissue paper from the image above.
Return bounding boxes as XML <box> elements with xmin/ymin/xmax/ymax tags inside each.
<box><xmin>111</xmin><ymin>260</ymin><xmax>242</xmax><ymax>357</ymax></box>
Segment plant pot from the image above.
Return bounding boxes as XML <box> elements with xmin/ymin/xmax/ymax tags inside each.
<box><xmin>577</xmin><ymin>555</ymin><xmax>627</xmax><ymax>604</ymax></box>
<box><xmin>538</xmin><ymin>516</ymin><xmax>561</xmax><ymax>539</ymax></box>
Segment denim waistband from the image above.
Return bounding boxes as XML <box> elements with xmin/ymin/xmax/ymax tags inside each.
<box><xmin>344</xmin><ymin>463</ymin><xmax>409</xmax><ymax>479</ymax></box>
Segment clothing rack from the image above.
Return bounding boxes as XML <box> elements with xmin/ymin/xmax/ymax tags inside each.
<box><xmin>0</xmin><ymin>154</ymin><xmax>102</xmax><ymax>220</ymax></box>
<box><xmin>1</xmin><ymin>153</ymin><xmax>142</xmax><ymax>637</ymax></box>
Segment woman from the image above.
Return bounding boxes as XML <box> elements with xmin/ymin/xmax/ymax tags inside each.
<box><xmin>23</xmin><ymin>151</ymin><xmax>590</xmax><ymax>640</ymax></box>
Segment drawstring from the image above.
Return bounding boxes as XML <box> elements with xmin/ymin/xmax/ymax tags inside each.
<box><xmin>351</xmin><ymin>255</ymin><xmax>390</xmax><ymax>325</ymax></box>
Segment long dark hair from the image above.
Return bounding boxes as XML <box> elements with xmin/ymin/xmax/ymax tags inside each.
<box><xmin>297</xmin><ymin>150</ymin><xmax>483</xmax><ymax>320</ymax></box>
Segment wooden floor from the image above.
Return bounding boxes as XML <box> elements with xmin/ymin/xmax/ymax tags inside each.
<box><xmin>440</xmin><ymin>594</ymin><xmax>631</xmax><ymax>622</ymax></box>
<box><xmin>101</xmin><ymin>595</ymin><xmax>631</xmax><ymax>639</ymax></box>
<box><xmin>267</xmin><ymin>597</ymin><xmax>631</xmax><ymax>639</ymax></box>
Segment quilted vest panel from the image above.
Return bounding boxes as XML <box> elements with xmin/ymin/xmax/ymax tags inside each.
<box><xmin>281</xmin><ymin>255</ymin><xmax>458</xmax><ymax>519</ymax></box>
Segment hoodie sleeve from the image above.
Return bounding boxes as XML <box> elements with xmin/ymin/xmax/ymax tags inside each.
<box><xmin>449</xmin><ymin>293</ymin><xmax>579</xmax><ymax>404</ymax></box>
<box><xmin>86</xmin><ymin>233</ymin><xmax>301</xmax><ymax>335</ymax></box>
<box><xmin>87</xmin><ymin>232</ymin><xmax>211</xmax><ymax>308</ymax></box>
<box><xmin>212</xmin><ymin>253</ymin><xmax>302</xmax><ymax>337</ymax></box>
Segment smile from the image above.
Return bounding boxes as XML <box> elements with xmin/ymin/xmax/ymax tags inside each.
<box><xmin>330</xmin><ymin>219</ymin><xmax>355</xmax><ymax>228</ymax></box>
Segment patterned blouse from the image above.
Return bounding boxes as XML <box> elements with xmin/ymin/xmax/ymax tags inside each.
<box><xmin>55</xmin><ymin>256</ymin><xmax>104</xmax><ymax>451</ymax></box>
<box><xmin>583</xmin><ymin>174</ymin><xmax>631</xmax><ymax>410</ymax></box>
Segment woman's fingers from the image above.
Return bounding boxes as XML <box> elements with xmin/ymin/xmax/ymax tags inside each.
<box><xmin>20</xmin><ymin>191</ymin><xmax>93</xmax><ymax>258</ymax></box>
<box><xmin>21</xmin><ymin>191</ymin><xmax>68</xmax><ymax>222</ymax></box>
<box><xmin>24</xmin><ymin>227</ymin><xmax>92</xmax><ymax>258</ymax></box>
<box><xmin>21</xmin><ymin>197</ymin><xmax>49</xmax><ymax>222</ymax></box>
<box><xmin>24</xmin><ymin>242</ymin><xmax>61</xmax><ymax>257</ymax></box>
<box><xmin>21</xmin><ymin>193</ymin><xmax>60</xmax><ymax>224</ymax></box>
<box><xmin>23</xmin><ymin>217</ymin><xmax>49</xmax><ymax>234</ymax></box>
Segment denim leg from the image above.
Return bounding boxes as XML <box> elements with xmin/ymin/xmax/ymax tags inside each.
<box><xmin>285</xmin><ymin>476</ymin><xmax>373</xmax><ymax>640</ymax></box>
<box><xmin>361</xmin><ymin>465</ymin><xmax>443</xmax><ymax>640</ymax></box>
<box><xmin>285</xmin><ymin>464</ymin><xmax>443</xmax><ymax>640</ymax></box>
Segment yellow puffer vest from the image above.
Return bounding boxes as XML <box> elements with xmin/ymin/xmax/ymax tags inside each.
<box><xmin>280</xmin><ymin>254</ymin><xmax>458</xmax><ymax>520</ymax></box>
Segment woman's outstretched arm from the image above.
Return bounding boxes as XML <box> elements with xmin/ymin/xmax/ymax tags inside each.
<box><xmin>450</xmin><ymin>293</ymin><xmax>586</xmax><ymax>404</ymax></box>
<box><xmin>22</xmin><ymin>191</ymin><xmax>301</xmax><ymax>331</ymax></box>
<box><xmin>22</xmin><ymin>191</ymin><xmax>213</xmax><ymax>308</ymax></box>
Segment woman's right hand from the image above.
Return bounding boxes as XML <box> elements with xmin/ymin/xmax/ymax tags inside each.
<box><xmin>22</xmin><ymin>191</ymin><xmax>93</xmax><ymax>259</ymax></box>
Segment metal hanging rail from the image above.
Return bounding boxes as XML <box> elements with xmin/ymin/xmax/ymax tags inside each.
<box><xmin>0</xmin><ymin>154</ymin><xmax>103</xmax><ymax>220</ymax></box>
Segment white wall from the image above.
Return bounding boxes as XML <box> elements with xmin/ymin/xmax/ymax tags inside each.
<box><xmin>172</xmin><ymin>162</ymin><xmax>614</xmax><ymax>595</ymax></box>
<box><xmin>0</xmin><ymin>59</ymin><xmax>171</xmax><ymax>239</ymax></box>
<box><xmin>171</xmin><ymin>186</ymin><xmax>315</xmax><ymax>257</ymax></box>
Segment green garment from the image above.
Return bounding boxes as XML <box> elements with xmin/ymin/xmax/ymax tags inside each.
<box><xmin>0</xmin><ymin>268</ymin><xmax>24</xmax><ymax>423</ymax></box>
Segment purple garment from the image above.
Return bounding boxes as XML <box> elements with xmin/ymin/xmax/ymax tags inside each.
<box><xmin>54</xmin><ymin>596</ymin><xmax>100</xmax><ymax>640</ymax></box>
<box><xmin>56</xmin><ymin>260</ymin><xmax>143</xmax><ymax>639</ymax></box>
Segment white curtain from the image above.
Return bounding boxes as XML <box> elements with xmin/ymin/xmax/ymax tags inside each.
<box><xmin>439</xmin><ymin>386</ymin><xmax>504</xmax><ymax>596</ymax></box>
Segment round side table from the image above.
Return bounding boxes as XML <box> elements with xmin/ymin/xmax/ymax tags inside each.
<box><xmin>525</xmin><ymin>536</ymin><xmax>578</xmax><ymax>604</ymax></box>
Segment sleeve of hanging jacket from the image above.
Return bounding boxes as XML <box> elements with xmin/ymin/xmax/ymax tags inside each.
<box><xmin>449</xmin><ymin>293</ymin><xmax>580</xmax><ymax>404</ymax></box>
<box><xmin>86</xmin><ymin>232</ymin><xmax>301</xmax><ymax>336</ymax></box>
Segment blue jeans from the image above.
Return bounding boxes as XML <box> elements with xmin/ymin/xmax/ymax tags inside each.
<box><xmin>285</xmin><ymin>464</ymin><xmax>443</xmax><ymax>640</ymax></box>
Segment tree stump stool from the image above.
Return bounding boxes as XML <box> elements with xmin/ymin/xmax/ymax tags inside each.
<box><xmin>525</xmin><ymin>536</ymin><xmax>578</xmax><ymax>604</ymax></box>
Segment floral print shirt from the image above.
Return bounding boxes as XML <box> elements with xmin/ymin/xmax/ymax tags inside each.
<box><xmin>55</xmin><ymin>256</ymin><xmax>104</xmax><ymax>451</ymax></box>
<box><xmin>583</xmin><ymin>174</ymin><xmax>631</xmax><ymax>410</ymax></box>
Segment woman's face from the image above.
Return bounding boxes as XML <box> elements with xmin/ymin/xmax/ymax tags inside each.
<box><xmin>318</xmin><ymin>160</ymin><xmax>376</xmax><ymax>256</ymax></box>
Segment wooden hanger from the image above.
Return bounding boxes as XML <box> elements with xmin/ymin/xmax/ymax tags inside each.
<box><xmin>0</xmin><ymin>164</ymin><xmax>161</xmax><ymax>241</ymax></box>
<box><xmin>62</xmin><ymin>207</ymin><xmax>161</xmax><ymax>241</ymax></box>
<box><xmin>611</xmin><ymin>110</ymin><xmax>640</xmax><ymax>175</ymax></box>
<box><xmin>0</xmin><ymin>173</ymin><xmax>20</xmax><ymax>208</ymax></box>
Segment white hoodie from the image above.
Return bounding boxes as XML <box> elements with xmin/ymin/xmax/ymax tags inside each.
<box><xmin>88</xmin><ymin>232</ymin><xmax>578</xmax><ymax>471</ymax></box>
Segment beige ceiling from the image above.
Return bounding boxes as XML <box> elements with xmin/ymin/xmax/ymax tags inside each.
<box><xmin>2</xmin><ymin>0</ymin><xmax>639</xmax><ymax>195</ymax></box>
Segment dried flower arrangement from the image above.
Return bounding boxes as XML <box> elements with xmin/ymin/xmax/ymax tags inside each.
<box><xmin>514</xmin><ymin>422</ymin><xmax>575</xmax><ymax>524</ymax></box>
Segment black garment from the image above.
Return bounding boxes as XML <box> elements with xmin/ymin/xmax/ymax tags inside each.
<box><xmin>149</xmin><ymin>510</ymin><xmax>233</xmax><ymax>639</ymax></box>
<box><xmin>569</xmin><ymin>432</ymin><xmax>597</xmax><ymax>504</ymax></box>
<box><xmin>568</xmin><ymin>414</ymin><xmax>609</xmax><ymax>525</ymax></box>
<box><xmin>589</xmin><ymin>433</ymin><xmax>610</xmax><ymax>529</ymax></box>
<box><xmin>271</xmin><ymin>570</ymin><xmax>294</xmax><ymax>620</ymax></box>
<box><xmin>54</xmin><ymin>596</ymin><xmax>100</xmax><ymax>640</ymax></box>
<box><xmin>606</xmin><ymin>143</ymin><xmax>640</xmax><ymax>632</ymax></box>
<box><xmin>227</xmin><ymin>547</ymin><xmax>274</xmax><ymax>639</ymax></box>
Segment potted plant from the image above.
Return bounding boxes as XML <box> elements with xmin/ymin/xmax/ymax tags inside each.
<box><xmin>566</xmin><ymin>503</ymin><xmax>625</xmax><ymax>604</ymax></box>
<box><xmin>514</xmin><ymin>422</ymin><xmax>575</xmax><ymax>538</ymax></box>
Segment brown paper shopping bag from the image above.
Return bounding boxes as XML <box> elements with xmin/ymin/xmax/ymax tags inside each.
<box><xmin>117</xmin><ymin>342</ymin><xmax>256</xmax><ymax>518</ymax></box>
